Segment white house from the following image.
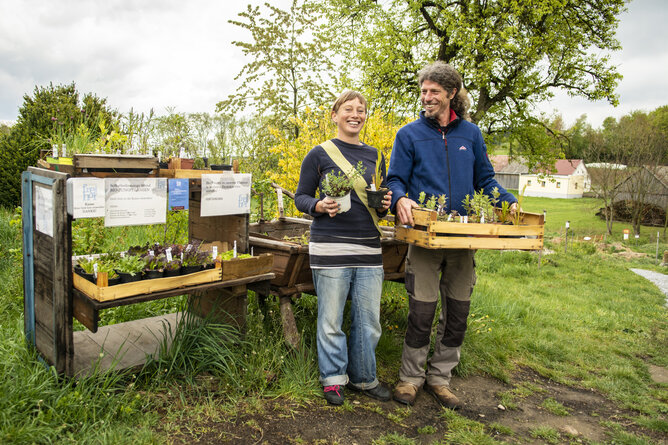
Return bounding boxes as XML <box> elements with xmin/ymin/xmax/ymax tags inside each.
<box><xmin>519</xmin><ymin>159</ymin><xmax>589</xmax><ymax>199</ymax></box>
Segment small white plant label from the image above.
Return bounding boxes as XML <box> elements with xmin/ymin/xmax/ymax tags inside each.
<box><xmin>166</xmin><ymin>248</ymin><xmax>172</xmax><ymax>262</ymax></box>
<box><xmin>93</xmin><ymin>263</ymin><xmax>98</xmax><ymax>279</ymax></box>
<box><xmin>186</xmin><ymin>244</ymin><xmax>192</xmax><ymax>252</ymax></box>
<box><xmin>212</xmin><ymin>246</ymin><xmax>218</xmax><ymax>260</ymax></box>
<box><xmin>149</xmin><ymin>250</ymin><xmax>154</xmax><ymax>257</ymax></box>
<box><xmin>480</xmin><ymin>214</ymin><xmax>485</xmax><ymax>224</ymax></box>
<box><xmin>233</xmin><ymin>241</ymin><xmax>237</xmax><ymax>258</ymax></box>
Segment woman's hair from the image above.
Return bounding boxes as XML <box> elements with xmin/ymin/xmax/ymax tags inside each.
<box><xmin>418</xmin><ymin>61</ymin><xmax>471</xmax><ymax>121</ymax></box>
<box><xmin>331</xmin><ymin>89</ymin><xmax>368</xmax><ymax>114</ymax></box>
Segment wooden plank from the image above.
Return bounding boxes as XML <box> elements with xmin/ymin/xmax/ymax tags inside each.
<box><xmin>73</xmin><ymin>268</ymin><xmax>222</xmax><ymax>302</ymax></box>
<box><xmin>158</xmin><ymin>169</ymin><xmax>223</xmax><ymax>179</ymax></box>
<box><xmin>52</xmin><ymin>178</ymin><xmax>72</xmax><ymax>375</ymax></box>
<box><xmin>71</xmin><ymin>313</ymin><xmax>181</xmax><ymax>376</ymax></box>
<box><xmin>428</xmin><ymin>222</ymin><xmax>544</xmax><ymax>237</ymax></box>
<box><xmin>279</xmin><ymin>295</ymin><xmax>299</xmax><ymax>349</ymax></box>
<box><xmin>425</xmin><ymin>236</ymin><xmax>543</xmax><ymax>250</ymax></box>
<box><xmin>72</xmin><ymin>273</ymin><xmax>274</xmax><ymax>313</ymax></box>
<box><xmin>221</xmin><ymin>254</ymin><xmax>273</xmax><ymax>281</ymax></box>
<box><xmin>72</xmin><ymin>154</ymin><xmax>157</xmax><ymax>170</ymax></box>
<box><xmin>189</xmin><ymin>200</ymin><xmax>249</xmax><ymax>254</ymax></box>
<box><xmin>35</xmin><ymin>320</ymin><xmax>56</xmax><ymax>363</ymax></box>
<box><xmin>189</xmin><ymin>286</ymin><xmax>248</xmax><ymax>330</ymax></box>
<box><xmin>73</xmin><ymin>290</ymin><xmax>99</xmax><ymax>332</ymax></box>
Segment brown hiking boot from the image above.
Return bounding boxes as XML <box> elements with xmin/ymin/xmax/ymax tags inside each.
<box><xmin>424</xmin><ymin>383</ymin><xmax>461</xmax><ymax>409</ymax></box>
<box><xmin>393</xmin><ymin>381</ymin><xmax>418</xmax><ymax>405</ymax></box>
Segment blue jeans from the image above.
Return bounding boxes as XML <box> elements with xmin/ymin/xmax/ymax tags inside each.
<box><xmin>312</xmin><ymin>267</ymin><xmax>384</xmax><ymax>389</ymax></box>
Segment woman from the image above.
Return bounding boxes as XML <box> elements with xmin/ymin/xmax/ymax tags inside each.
<box><xmin>295</xmin><ymin>90</ymin><xmax>393</xmax><ymax>406</ymax></box>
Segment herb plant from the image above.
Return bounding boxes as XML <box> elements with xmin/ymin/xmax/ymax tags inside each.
<box><xmin>321</xmin><ymin>161</ymin><xmax>366</xmax><ymax>197</ymax></box>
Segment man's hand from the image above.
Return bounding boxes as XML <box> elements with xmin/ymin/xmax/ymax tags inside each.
<box><xmin>396</xmin><ymin>196</ymin><xmax>419</xmax><ymax>226</ymax></box>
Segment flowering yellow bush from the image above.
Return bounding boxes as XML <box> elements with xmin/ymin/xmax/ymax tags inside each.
<box><xmin>268</xmin><ymin>106</ymin><xmax>410</xmax><ymax>217</ymax></box>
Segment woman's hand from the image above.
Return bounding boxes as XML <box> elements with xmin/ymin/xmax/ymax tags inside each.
<box><xmin>316</xmin><ymin>197</ymin><xmax>340</xmax><ymax>218</ymax></box>
<box><xmin>377</xmin><ymin>190</ymin><xmax>393</xmax><ymax>211</ymax></box>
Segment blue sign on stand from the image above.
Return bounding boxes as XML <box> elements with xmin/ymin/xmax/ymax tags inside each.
<box><xmin>168</xmin><ymin>179</ymin><xmax>189</xmax><ymax>210</ymax></box>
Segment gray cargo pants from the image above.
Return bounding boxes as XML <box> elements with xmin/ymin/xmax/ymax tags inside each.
<box><xmin>399</xmin><ymin>245</ymin><xmax>476</xmax><ymax>387</ymax></box>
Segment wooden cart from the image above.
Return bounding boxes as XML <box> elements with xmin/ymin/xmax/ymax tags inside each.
<box><xmin>22</xmin><ymin>162</ymin><xmax>274</xmax><ymax>376</ymax></box>
<box><xmin>249</xmin><ymin>216</ymin><xmax>407</xmax><ymax>348</ymax></box>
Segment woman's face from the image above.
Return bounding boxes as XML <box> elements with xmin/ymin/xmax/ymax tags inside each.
<box><xmin>332</xmin><ymin>98</ymin><xmax>367</xmax><ymax>139</ymax></box>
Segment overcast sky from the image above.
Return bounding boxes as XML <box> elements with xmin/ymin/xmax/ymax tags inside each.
<box><xmin>1</xmin><ymin>0</ymin><xmax>666</xmax><ymax>128</ymax></box>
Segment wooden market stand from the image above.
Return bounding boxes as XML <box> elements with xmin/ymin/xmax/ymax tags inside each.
<box><xmin>22</xmin><ymin>157</ymin><xmax>274</xmax><ymax>377</ymax></box>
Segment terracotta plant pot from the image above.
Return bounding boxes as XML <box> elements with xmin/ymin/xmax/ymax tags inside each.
<box><xmin>366</xmin><ymin>187</ymin><xmax>388</xmax><ymax>209</ymax></box>
<box><xmin>327</xmin><ymin>192</ymin><xmax>351</xmax><ymax>213</ymax></box>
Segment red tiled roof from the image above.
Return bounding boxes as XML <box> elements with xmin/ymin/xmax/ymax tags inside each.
<box><xmin>553</xmin><ymin>159</ymin><xmax>582</xmax><ymax>175</ymax></box>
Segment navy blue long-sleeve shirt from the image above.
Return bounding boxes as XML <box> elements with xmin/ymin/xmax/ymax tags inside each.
<box><xmin>295</xmin><ymin>138</ymin><xmax>387</xmax><ymax>268</ymax></box>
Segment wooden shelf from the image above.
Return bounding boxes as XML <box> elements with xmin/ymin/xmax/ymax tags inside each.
<box><xmin>73</xmin><ymin>273</ymin><xmax>274</xmax><ymax>333</ymax></box>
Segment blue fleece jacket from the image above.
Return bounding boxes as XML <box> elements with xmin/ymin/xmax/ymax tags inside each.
<box><xmin>387</xmin><ymin>111</ymin><xmax>516</xmax><ymax>216</ymax></box>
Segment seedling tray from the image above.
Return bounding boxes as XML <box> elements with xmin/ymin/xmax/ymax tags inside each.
<box><xmin>73</xmin><ymin>267</ymin><xmax>222</xmax><ymax>302</ymax></box>
<box><xmin>395</xmin><ymin>208</ymin><xmax>544</xmax><ymax>250</ymax></box>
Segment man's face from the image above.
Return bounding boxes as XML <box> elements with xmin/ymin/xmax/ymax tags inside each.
<box><xmin>420</xmin><ymin>79</ymin><xmax>456</xmax><ymax>124</ymax></box>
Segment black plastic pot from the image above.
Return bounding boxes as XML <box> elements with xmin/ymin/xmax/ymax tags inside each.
<box><xmin>117</xmin><ymin>271</ymin><xmax>142</xmax><ymax>283</ymax></box>
<box><xmin>163</xmin><ymin>267</ymin><xmax>181</xmax><ymax>277</ymax></box>
<box><xmin>158</xmin><ymin>161</ymin><xmax>169</xmax><ymax>169</ymax></box>
<box><xmin>181</xmin><ymin>264</ymin><xmax>202</xmax><ymax>275</ymax></box>
<box><xmin>366</xmin><ymin>187</ymin><xmax>388</xmax><ymax>209</ymax></box>
<box><xmin>143</xmin><ymin>269</ymin><xmax>164</xmax><ymax>279</ymax></box>
<box><xmin>210</xmin><ymin>164</ymin><xmax>232</xmax><ymax>171</ymax></box>
<box><xmin>76</xmin><ymin>269</ymin><xmax>96</xmax><ymax>284</ymax></box>
<box><xmin>108</xmin><ymin>276</ymin><xmax>122</xmax><ymax>286</ymax></box>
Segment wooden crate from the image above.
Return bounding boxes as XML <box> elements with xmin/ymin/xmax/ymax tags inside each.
<box><xmin>221</xmin><ymin>253</ymin><xmax>274</xmax><ymax>281</ymax></box>
<box><xmin>395</xmin><ymin>208</ymin><xmax>544</xmax><ymax>250</ymax></box>
<box><xmin>73</xmin><ymin>268</ymin><xmax>222</xmax><ymax>302</ymax></box>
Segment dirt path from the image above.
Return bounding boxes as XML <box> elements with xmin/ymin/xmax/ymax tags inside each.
<box><xmin>164</xmin><ymin>368</ymin><xmax>667</xmax><ymax>444</ymax></box>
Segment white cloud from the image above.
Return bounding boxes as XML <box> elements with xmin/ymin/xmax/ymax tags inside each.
<box><xmin>0</xmin><ymin>0</ymin><xmax>666</xmax><ymax>127</ymax></box>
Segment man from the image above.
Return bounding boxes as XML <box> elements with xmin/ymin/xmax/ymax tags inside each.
<box><xmin>387</xmin><ymin>61</ymin><xmax>517</xmax><ymax>409</ymax></box>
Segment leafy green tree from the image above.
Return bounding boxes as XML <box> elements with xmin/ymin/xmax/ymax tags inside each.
<box><xmin>152</xmin><ymin>108</ymin><xmax>196</xmax><ymax>159</ymax></box>
<box><xmin>217</xmin><ymin>0</ymin><xmax>337</xmax><ymax>137</ymax></box>
<box><xmin>325</xmin><ymin>0</ymin><xmax>625</xmax><ymax>156</ymax></box>
<box><xmin>0</xmin><ymin>83</ymin><xmax>115</xmax><ymax>208</ymax></box>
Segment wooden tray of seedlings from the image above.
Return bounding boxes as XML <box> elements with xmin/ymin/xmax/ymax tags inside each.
<box><xmin>395</xmin><ymin>208</ymin><xmax>544</xmax><ymax>251</ymax></box>
<box><xmin>73</xmin><ymin>267</ymin><xmax>222</xmax><ymax>302</ymax></box>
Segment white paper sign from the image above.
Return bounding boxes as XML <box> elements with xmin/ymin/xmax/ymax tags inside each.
<box><xmin>104</xmin><ymin>178</ymin><xmax>167</xmax><ymax>227</ymax></box>
<box><xmin>200</xmin><ymin>173</ymin><xmax>251</xmax><ymax>217</ymax></box>
<box><xmin>34</xmin><ymin>185</ymin><xmax>54</xmax><ymax>236</ymax></box>
<box><xmin>67</xmin><ymin>178</ymin><xmax>105</xmax><ymax>218</ymax></box>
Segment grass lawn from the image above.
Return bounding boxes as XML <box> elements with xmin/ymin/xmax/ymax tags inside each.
<box><xmin>0</xmin><ymin>196</ymin><xmax>666</xmax><ymax>444</ymax></box>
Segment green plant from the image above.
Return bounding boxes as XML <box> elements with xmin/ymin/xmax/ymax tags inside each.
<box><xmin>321</xmin><ymin>161</ymin><xmax>366</xmax><ymax>197</ymax></box>
<box><xmin>144</xmin><ymin>254</ymin><xmax>166</xmax><ymax>271</ymax></box>
<box><xmin>76</xmin><ymin>257</ymin><xmax>96</xmax><ymax>274</ymax></box>
<box><xmin>116</xmin><ymin>254</ymin><xmax>147</xmax><ymax>276</ymax></box>
<box><xmin>371</xmin><ymin>148</ymin><xmax>385</xmax><ymax>190</ymax></box>
<box><xmin>462</xmin><ymin>189</ymin><xmax>497</xmax><ymax>223</ymax></box>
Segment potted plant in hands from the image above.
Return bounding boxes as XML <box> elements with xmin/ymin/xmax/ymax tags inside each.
<box><xmin>365</xmin><ymin>149</ymin><xmax>389</xmax><ymax>209</ymax></box>
<box><xmin>321</xmin><ymin>161</ymin><xmax>366</xmax><ymax>213</ymax></box>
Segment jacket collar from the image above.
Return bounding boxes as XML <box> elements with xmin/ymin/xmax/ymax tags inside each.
<box><xmin>420</xmin><ymin>109</ymin><xmax>461</xmax><ymax>132</ymax></box>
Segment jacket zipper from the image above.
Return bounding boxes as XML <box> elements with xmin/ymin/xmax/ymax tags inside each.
<box><xmin>439</xmin><ymin>129</ymin><xmax>452</xmax><ymax>213</ymax></box>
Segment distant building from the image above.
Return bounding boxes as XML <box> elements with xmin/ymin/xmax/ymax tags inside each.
<box><xmin>489</xmin><ymin>155</ymin><xmax>528</xmax><ymax>190</ymax></box>
<box><xmin>613</xmin><ymin>165</ymin><xmax>668</xmax><ymax>210</ymax></box>
<box><xmin>519</xmin><ymin>159</ymin><xmax>589</xmax><ymax>199</ymax></box>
